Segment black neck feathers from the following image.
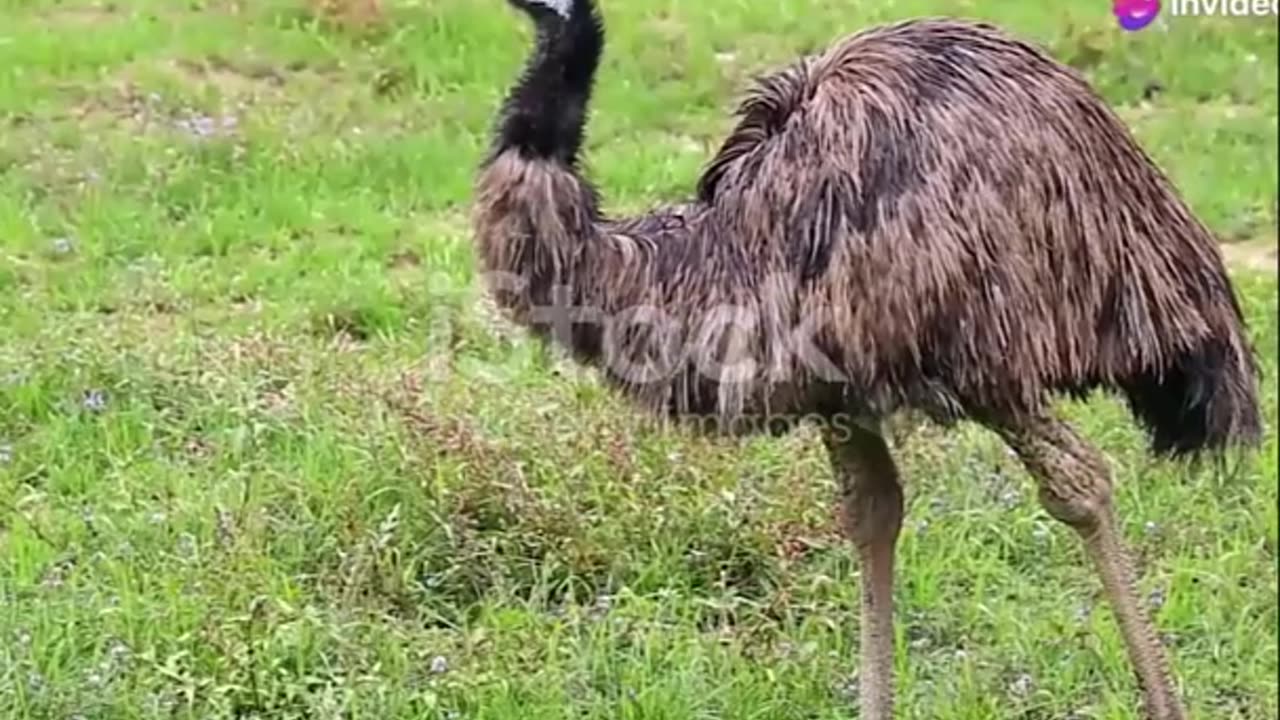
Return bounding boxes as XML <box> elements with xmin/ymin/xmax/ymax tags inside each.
<box><xmin>492</xmin><ymin>0</ymin><xmax>605</xmax><ymax>167</ymax></box>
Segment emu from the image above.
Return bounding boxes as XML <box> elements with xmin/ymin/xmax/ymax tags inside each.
<box><xmin>470</xmin><ymin>1</ymin><xmax>1263</xmax><ymax>717</ymax></box>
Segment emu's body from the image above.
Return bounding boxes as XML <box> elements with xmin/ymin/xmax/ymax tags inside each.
<box><xmin>472</xmin><ymin>2</ymin><xmax>1263</xmax><ymax>718</ymax></box>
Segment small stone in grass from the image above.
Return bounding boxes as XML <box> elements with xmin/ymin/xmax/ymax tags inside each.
<box><xmin>83</xmin><ymin>389</ymin><xmax>108</xmax><ymax>412</ymax></box>
<box><xmin>1008</xmin><ymin>672</ymin><xmax>1034</xmax><ymax>698</ymax></box>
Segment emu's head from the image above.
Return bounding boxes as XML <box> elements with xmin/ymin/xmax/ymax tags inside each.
<box><xmin>506</xmin><ymin>0</ymin><xmax>604</xmax><ymax>37</ymax></box>
<box><xmin>507</xmin><ymin>0</ymin><xmax>575</xmax><ymax>22</ymax></box>
<box><xmin>503</xmin><ymin>0</ymin><xmax>604</xmax><ymax>87</ymax></box>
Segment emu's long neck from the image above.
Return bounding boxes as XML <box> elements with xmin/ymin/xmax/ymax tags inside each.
<box><xmin>474</xmin><ymin>0</ymin><xmax>610</xmax><ymax>360</ymax></box>
<box><xmin>491</xmin><ymin>0</ymin><xmax>604</xmax><ymax>166</ymax></box>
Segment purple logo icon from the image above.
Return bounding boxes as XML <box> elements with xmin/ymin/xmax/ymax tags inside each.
<box><xmin>1115</xmin><ymin>0</ymin><xmax>1161</xmax><ymax>31</ymax></box>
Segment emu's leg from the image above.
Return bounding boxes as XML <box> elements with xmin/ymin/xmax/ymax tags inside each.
<box><xmin>824</xmin><ymin>422</ymin><xmax>903</xmax><ymax>720</ymax></box>
<box><xmin>994</xmin><ymin>413</ymin><xmax>1185</xmax><ymax>720</ymax></box>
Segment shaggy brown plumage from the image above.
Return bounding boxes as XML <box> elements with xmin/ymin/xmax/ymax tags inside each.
<box><xmin>471</xmin><ymin>2</ymin><xmax>1263</xmax><ymax>718</ymax></box>
<box><xmin>475</xmin><ymin>12</ymin><xmax>1260</xmax><ymax>454</ymax></box>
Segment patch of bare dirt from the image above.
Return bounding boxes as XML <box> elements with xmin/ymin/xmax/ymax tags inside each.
<box><xmin>1220</xmin><ymin>236</ymin><xmax>1278</xmax><ymax>274</ymax></box>
<box><xmin>308</xmin><ymin>0</ymin><xmax>386</xmax><ymax>32</ymax></box>
<box><xmin>60</xmin><ymin>52</ymin><xmax>314</xmax><ymax>141</ymax></box>
<box><xmin>66</xmin><ymin>81</ymin><xmax>168</xmax><ymax>133</ymax></box>
<box><xmin>40</xmin><ymin>2</ymin><xmax>119</xmax><ymax>27</ymax></box>
<box><xmin>169</xmin><ymin>56</ymin><xmax>288</xmax><ymax>98</ymax></box>
<box><xmin>1118</xmin><ymin>99</ymin><xmax>1270</xmax><ymax>124</ymax></box>
<box><xmin>385</xmin><ymin>249</ymin><xmax>421</xmax><ymax>270</ymax></box>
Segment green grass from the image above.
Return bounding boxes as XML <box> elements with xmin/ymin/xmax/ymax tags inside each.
<box><xmin>0</xmin><ymin>1</ymin><xmax>1276</xmax><ymax>718</ymax></box>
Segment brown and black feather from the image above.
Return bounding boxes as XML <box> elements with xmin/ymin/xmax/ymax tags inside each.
<box><xmin>475</xmin><ymin>5</ymin><xmax>1262</xmax><ymax>457</ymax></box>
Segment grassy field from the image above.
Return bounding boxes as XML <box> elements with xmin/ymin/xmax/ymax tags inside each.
<box><xmin>0</xmin><ymin>1</ymin><xmax>1276</xmax><ymax>718</ymax></box>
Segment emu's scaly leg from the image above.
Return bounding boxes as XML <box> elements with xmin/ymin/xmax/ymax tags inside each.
<box><xmin>995</xmin><ymin>414</ymin><xmax>1186</xmax><ymax>720</ymax></box>
<box><xmin>824</xmin><ymin>422</ymin><xmax>903</xmax><ymax>720</ymax></box>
